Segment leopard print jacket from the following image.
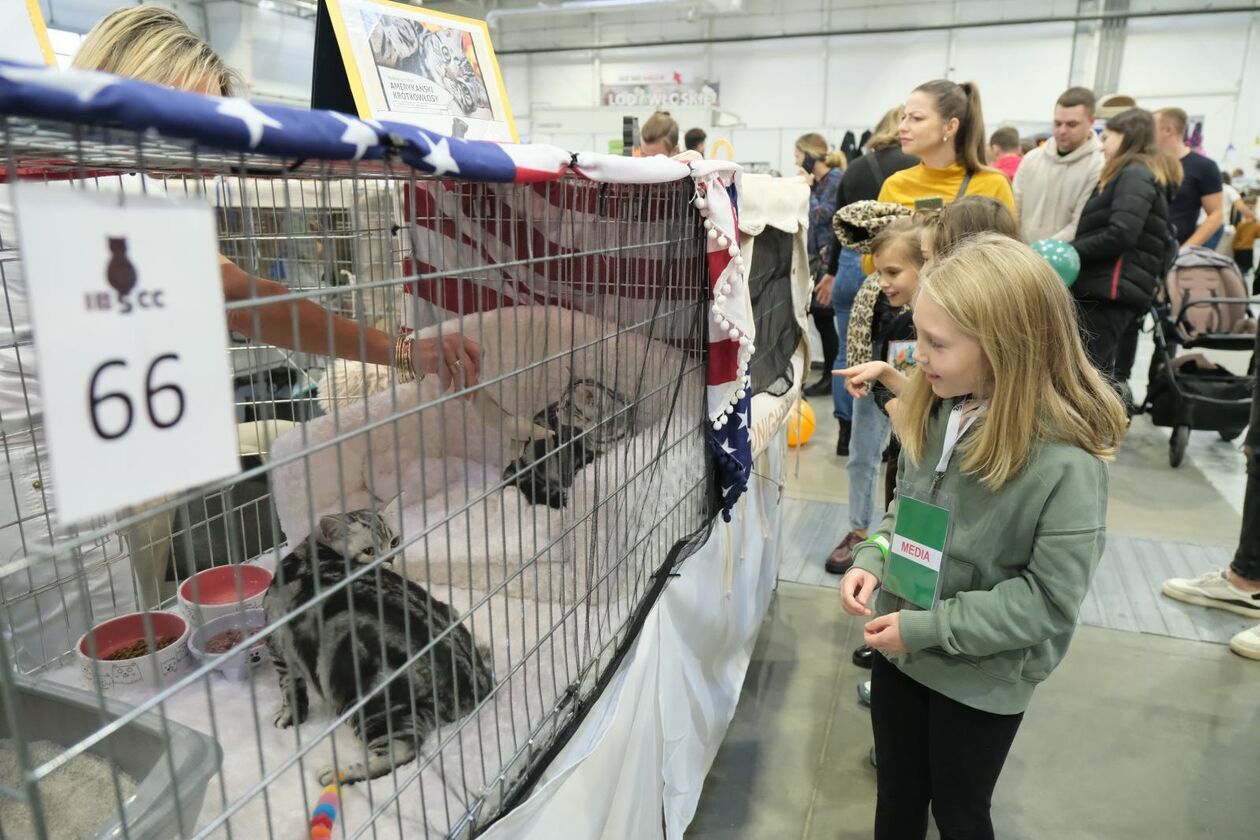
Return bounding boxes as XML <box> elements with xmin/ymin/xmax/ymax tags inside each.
<box><xmin>845</xmin><ymin>274</ymin><xmax>882</xmax><ymax>368</ymax></box>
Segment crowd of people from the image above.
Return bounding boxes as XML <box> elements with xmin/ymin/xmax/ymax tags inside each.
<box><xmin>788</xmin><ymin>78</ymin><xmax>1258</xmax><ymax>839</ymax></box>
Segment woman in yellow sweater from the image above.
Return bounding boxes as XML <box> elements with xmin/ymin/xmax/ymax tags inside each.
<box><xmin>879</xmin><ymin>80</ymin><xmax>1015</xmax><ymax>218</ymax></box>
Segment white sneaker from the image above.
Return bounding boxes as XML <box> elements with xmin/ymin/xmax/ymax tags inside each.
<box><xmin>1230</xmin><ymin>624</ymin><xmax>1260</xmax><ymax>661</ymax></box>
<box><xmin>1162</xmin><ymin>569</ymin><xmax>1260</xmax><ymax>619</ymax></box>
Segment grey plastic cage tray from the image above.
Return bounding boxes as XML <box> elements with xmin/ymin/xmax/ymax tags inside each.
<box><xmin>0</xmin><ymin>678</ymin><xmax>222</xmax><ymax>839</ymax></box>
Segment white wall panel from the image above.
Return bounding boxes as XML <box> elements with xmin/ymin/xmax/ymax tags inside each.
<box><xmin>1118</xmin><ymin>14</ymin><xmax>1256</xmax><ymax>160</ymax></box>
<box><xmin>950</xmin><ymin>23</ymin><xmax>1076</xmax><ymax>124</ymax></box>
<box><xmin>530</xmin><ymin>53</ymin><xmax>599</xmax><ymax>108</ymax></box>
<box><xmin>821</xmin><ymin>31</ymin><xmax>952</xmax><ymax>129</ymax></box>
<box><xmin>709</xmin><ymin>40</ymin><xmax>825</xmax><ymax>129</ymax></box>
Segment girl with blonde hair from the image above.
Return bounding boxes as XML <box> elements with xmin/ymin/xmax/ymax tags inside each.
<box><xmin>830</xmin><ymin>196</ymin><xmax>1019</xmax><ymax>578</ymax></box>
<box><xmin>839</xmin><ymin>234</ymin><xmax>1125</xmax><ymax>839</ymax></box>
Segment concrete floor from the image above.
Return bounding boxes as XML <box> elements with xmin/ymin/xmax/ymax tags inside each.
<box><xmin>687</xmin><ymin>358</ymin><xmax>1260</xmax><ymax>839</ymax></box>
<box><xmin>688</xmin><ymin>584</ymin><xmax>1260</xmax><ymax>840</ymax></box>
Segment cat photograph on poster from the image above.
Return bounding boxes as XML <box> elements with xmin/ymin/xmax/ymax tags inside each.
<box><xmin>363</xmin><ymin>12</ymin><xmax>493</xmax><ymax>120</ymax></box>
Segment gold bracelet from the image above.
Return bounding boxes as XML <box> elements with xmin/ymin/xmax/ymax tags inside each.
<box><xmin>394</xmin><ymin>332</ymin><xmax>417</xmax><ymax>383</ymax></box>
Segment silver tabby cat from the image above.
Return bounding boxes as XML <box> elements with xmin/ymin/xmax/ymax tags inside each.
<box><xmin>504</xmin><ymin>379</ymin><xmax>636</xmax><ymax>509</ymax></box>
<box><xmin>264</xmin><ymin>505</ymin><xmax>494</xmax><ymax>785</ymax></box>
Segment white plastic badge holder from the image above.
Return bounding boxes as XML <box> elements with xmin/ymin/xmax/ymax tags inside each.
<box><xmin>15</xmin><ymin>185</ymin><xmax>238</xmax><ymax>524</ymax></box>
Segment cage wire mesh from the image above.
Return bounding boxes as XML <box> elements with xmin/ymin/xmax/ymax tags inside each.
<box><xmin>0</xmin><ymin>116</ymin><xmax>715</xmax><ymax>838</ymax></box>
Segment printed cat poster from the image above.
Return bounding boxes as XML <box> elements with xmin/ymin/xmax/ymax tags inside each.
<box><xmin>324</xmin><ymin>0</ymin><xmax>517</xmax><ymax>142</ymax></box>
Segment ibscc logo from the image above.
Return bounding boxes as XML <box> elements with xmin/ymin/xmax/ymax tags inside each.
<box><xmin>85</xmin><ymin>236</ymin><xmax>167</xmax><ymax>314</ymax></box>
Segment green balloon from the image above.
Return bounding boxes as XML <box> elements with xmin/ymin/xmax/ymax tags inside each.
<box><xmin>1032</xmin><ymin>238</ymin><xmax>1081</xmax><ymax>287</ymax></box>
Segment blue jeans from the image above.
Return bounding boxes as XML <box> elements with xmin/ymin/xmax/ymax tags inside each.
<box><xmin>846</xmin><ymin>394</ymin><xmax>892</xmax><ymax>533</ymax></box>
<box><xmin>831</xmin><ymin>247</ymin><xmax>866</xmax><ymax>421</ymax></box>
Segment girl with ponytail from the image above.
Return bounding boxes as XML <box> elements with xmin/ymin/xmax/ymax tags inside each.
<box><xmin>876</xmin><ymin>80</ymin><xmax>1016</xmax><ymax>217</ymax></box>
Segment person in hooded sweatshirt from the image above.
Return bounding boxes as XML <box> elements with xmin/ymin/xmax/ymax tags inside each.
<box><xmin>1013</xmin><ymin>87</ymin><xmax>1105</xmax><ymax>244</ymax></box>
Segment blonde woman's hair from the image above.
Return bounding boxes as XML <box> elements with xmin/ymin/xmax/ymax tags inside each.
<box><xmin>795</xmin><ymin>133</ymin><xmax>847</xmax><ymax>170</ymax></box>
<box><xmin>868</xmin><ymin>106</ymin><xmax>906</xmax><ymax>151</ymax></box>
<box><xmin>896</xmin><ymin>234</ymin><xmax>1127</xmax><ymax>489</ymax></box>
<box><xmin>640</xmin><ymin>111</ymin><xmax>680</xmax><ymax>154</ymax></box>
<box><xmin>73</xmin><ymin>6</ymin><xmax>240</xmax><ymax>96</ymax></box>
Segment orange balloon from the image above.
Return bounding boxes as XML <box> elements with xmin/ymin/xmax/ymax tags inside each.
<box><xmin>787</xmin><ymin>401</ymin><xmax>816</xmax><ymax>447</ymax></box>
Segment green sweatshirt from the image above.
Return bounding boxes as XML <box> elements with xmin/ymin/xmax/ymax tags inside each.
<box><xmin>851</xmin><ymin>399</ymin><xmax>1109</xmax><ymax>715</ymax></box>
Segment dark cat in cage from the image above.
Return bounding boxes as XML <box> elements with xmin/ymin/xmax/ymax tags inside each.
<box><xmin>264</xmin><ymin>505</ymin><xmax>493</xmax><ymax>785</ymax></box>
<box><xmin>504</xmin><ymin>379</ymin><xmax>637</xmax><ymax>509</ymax></box>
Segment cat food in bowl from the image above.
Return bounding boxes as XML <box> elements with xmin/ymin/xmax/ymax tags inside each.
<box><xmin>188</xmin><ymin>609</ymin><xmax>268</xmax><ymax>683</ymax></box>
<box><xmin>178</xmin><ymin>564</ymin><xmax>272</xmax><ymax>626</ymax></box>
<box><xmin>77</xmin><ymin>611</ymin><xmax>190</xmax><ymax>692</ymax></box>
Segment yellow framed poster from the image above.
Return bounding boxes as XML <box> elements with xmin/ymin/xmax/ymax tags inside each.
<box><xmin>324</xmin><ymin>0</ymin><xmax>517</xmax><ymax>142</ymax></box>
<box><xmin>1</xmin><ymin>0</ymin><xmax>57</xmax><ymax>66</ymax></box>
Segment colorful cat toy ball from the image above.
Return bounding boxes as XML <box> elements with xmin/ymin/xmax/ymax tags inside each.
<box><xmin>309</xmin><ymin>781</ymin><xmax>341</xmax><ymax>839</ymax></box>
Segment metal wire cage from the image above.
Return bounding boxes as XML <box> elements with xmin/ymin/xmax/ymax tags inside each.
<box><xmin>0</xmin><ymin>116</ymin><xmax>714</xmax><ymax>838</ymax></box>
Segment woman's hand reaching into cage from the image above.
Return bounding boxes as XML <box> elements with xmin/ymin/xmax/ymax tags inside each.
<box><xmin>220</xmin><ymin>257</ymin><xmax>484</xmax><ymax>394</ymax></box>
<box><xmin>413</xmin><ymin>333</ymin><xmax>482</xmax><ymax>391</ymax></box>
<box><xmin>220</xmin><ymin>257</ymin><xmax>393</xmax><ymax>365</ymax></box>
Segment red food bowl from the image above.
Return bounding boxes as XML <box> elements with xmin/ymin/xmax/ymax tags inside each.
<box><xmin>178</xmin><ymin>565</ymin><xmax>273</xmax><ymax>626</ymax></box>
<box><xmin>79</xmin><ymin>611</ymin><xmax>189</xmax><ymax>661</ymax></box>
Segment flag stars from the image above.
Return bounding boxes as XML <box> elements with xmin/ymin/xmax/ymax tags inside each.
<box><xmin>417</xmin><ymin>130</ymin><xmax>462</xmax><ymax>176</ymax></box>
<box><xmin>331</xmin><ymin>112</ymin><xmax>378</xmax><ymax>160</ymax></box>
<box><xmin>216</xmin><ymin>98</ymin><xmax>283</xmax><ymax>148</ymax></box>
<box><xmin>0</xmin><ymin>65</ymin><xmax>116</xmax><ymax>102</ymax></box>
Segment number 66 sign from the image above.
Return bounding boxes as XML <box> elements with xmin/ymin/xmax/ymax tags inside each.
<box><xmin>15</xmin><ymin>186</ymin><xmax>238</xmax><ymax>524</ymax></box>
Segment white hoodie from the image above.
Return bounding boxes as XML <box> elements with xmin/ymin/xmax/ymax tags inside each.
<box><xmin>1013</xmin><ymin>133</ymin><xmax>1105</xmax><ymax>243</ymax></box>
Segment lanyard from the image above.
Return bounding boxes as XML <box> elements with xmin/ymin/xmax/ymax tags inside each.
<box><xmin>935</xmin><ymin>400</ymin><xmax>986</xmax><ymax>474</ymax></box>
<box><xmin>955</xmin><ymin>172</ymin><xmax>973</xmax><ymax>201</ymax></box>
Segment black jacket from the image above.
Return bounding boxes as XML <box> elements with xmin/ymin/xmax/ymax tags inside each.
<box><xmin>1071</xmin><ymin>161</ymin><xmax>1176</xmax><ymax>312</ymax></box>
<box><xmin>827</xmin><ymin>147</ymin><xmax>919</xmax><ymax>274</ymax></box>
<box><xmin>871</xmin><ymin>296</ymin><xmax>914</xmax><ymax>415</ymax></box>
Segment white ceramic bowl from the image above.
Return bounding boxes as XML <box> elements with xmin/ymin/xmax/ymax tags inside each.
<box><xmin>77</xmin><ymin>611</ymin><xmax>191</xmax><ymax>692</ymax></box>
<box><xmin>177</xmin><ymin>564</ymin><xmax>272</xmax><ymax>627</ymax></box>
<box><xmin>188</xmin><ymin>609</ymin><xmax>269</xmax><ymax>683</ymax></box>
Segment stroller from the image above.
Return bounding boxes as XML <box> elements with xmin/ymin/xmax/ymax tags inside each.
<box><xmin>1143</xmin><ymin>246</ymin><xmax>1257</xmax><ymax>467</ymax></box>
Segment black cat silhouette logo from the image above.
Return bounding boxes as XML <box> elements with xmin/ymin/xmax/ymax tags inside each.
<box><xmin>106</xmin><ymin>237</ymin><xmax>137</xmax><ymax>300</ymax></box>
<box><xmin>86</xmin><ymin>236</ymin><xmax>166</xmax><ymax>314</ymax></box>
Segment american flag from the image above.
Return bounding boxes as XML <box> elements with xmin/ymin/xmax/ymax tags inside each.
<box><xmin>0</xmin><ymin>60</ymin><xmax>754</xmax><ymax>517</ymax></box>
